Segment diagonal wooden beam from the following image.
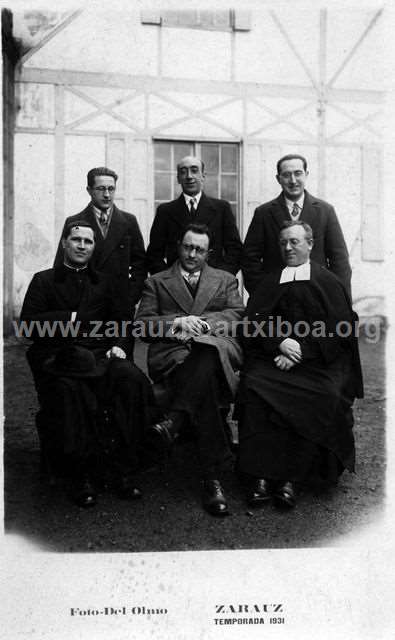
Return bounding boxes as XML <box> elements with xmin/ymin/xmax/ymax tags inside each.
<box><xmin>326</xmin><ymin>111</ymin><xmax>381</xmax><ymax>141</ymax></box>
<box><xmin>270</xmin><ymin>10</ymin><xmax>319</xmax><ymax>92</ymax></box>
<box><xmin>327</xmin><ymin>9</ymin><xmax>383</xmax><ymax>88</ymax></box>
<box><xmin>148</xmin><ymin>92</ymin><xmax>242</xmax><ymax>136</ymax></box>
<box><xmin>64</xmin><ymin>86</ymin><xmax>141</xmax><ymax>132</ymax></box>
<box><xmin>17</xmin><ymin>10</ymin><xmax>84</xmax><ymax>67</ymax></box>
<box><xmin>248</xmin><ymin>98</ymin><xmax>316</xmax><ymax>139</ymax></box>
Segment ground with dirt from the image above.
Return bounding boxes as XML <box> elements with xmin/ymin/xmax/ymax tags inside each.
<box><xmin>3</xmin><ymin>335</ymin><xmax>385</xmax><ymax>552</ymax></box>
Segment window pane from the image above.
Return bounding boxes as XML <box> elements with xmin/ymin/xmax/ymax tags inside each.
<box><xmin>204</xmin><ymin>174</ymin><xmax>219</xmax><ymax>197</ymax></box>
<box><xmin>201</xmin><ymin>144</ymin><xmax>219</xmax><ymax>173</ymax></box>
<box><xmin>155</xmin><ymin>143</ymin><xmax>171</xmax><ymax>171</ymax></box>
<box><xmin>221</xmin><ymin>144</ymin><xmax>237</xmax><ymax>172</ymax></box>
<box><xmin>173</xmin><ymin>175</ymin><xmax>182</xmax><ymax>198</ymax></box>
<box><xmin>155</xmin><ymin>173</ymin><xmax>172</xmax><ymax>200</ymax></box>
<box><xmin>221</xmin><ymin>175</ymin><xmax>237</xmax><ymax>202</ymax></box>
<box><xmin>174</xmin><ymin>143</ymin><xmax>193</xmax><ymax>166</ymax></box>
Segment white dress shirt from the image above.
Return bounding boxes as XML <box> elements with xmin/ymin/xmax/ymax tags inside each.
<box><xmin>285</xmin><ymin>194</ymin><xmax>305</xmax><ymax>219</ymax></box>
<box><xmin>183</xmin><ymin>192</ymin><xmax>202</xmax><ymax>211</ymax></box>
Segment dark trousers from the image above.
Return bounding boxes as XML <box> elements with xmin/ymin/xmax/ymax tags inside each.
<box><xmin>166</xmin><ymin>344</ymin><xmax>232</xmax><ymax>478</ymax></box>
<box><xmin>27</xmin><ymin>345</ymin><xmax>154</xmax><ymax>480</ymax></box>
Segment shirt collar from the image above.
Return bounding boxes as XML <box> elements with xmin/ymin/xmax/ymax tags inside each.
<box><xmin>92</xmin><ymin>204</ymin><xmax>113</xmax><ymax>219</ymax></box>
<box><xmin>183</xmin><ymin>192</ymin><xmax>202</xmax><ymax>207</ymax></box>
<box><xmin>179</xmin><ymin>264</ymin><xmax>201</xmax><ymax>279</ymax></box>
<box><xmin>279</xmin><ymin>260</ymin><xmax>311</xmax><ymax>284</ymax></box>
<box><xmin>284</xmin><ymin>193</ymin><xmax>305</xmax><ymax>213</ymax></box>
<box><xmin>62</xmin><ymin>262</ymin><xmax>88</xmax><ymax>273</ymax></box>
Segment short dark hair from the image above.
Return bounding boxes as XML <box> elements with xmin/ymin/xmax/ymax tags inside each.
<box><xmin>62</xmin><ymin>220</ymin><xmax>96</xmax><ymax>241</ymax></box>
<box><xmin>279</xmin><ymin>220</ymin><xmax>313</xmax><ymax>242</ymax></box>
<box><xmin>178</xmin><ymin>223</ymin><xmax>212</xmax><ymax>247</ymax></box>
<box><xmin>176</xmin><ymin>158</ymin><xmax>205</xmax><ymax>173</ymax></box>
<box><xmin>277</xmin><ymin>154</ymin><xmax>307</xmax><ymax>175</ymax></box>
<box><xmin>87</xmin><ymin>167</ymin><xmax>118</xmax><ymax>188</ymax></box>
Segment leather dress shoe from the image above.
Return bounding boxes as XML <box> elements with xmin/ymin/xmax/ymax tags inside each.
<box><xmin>246</xmin><ymin>478</ymin><xmax>272</xmax><ymax>507</ymax></box>
<box><xmin>274</xmin><ymin>481</ymin><xmax>297</xmax><ymax>508</ymax></box>
<box><xmin>72</xmin><ymin>476</ymin><xmax>97</xmax><ymax>508</ymax></box>
<box><xmin>202</xmin><ymin>479</ymin><xmax>229</xmax><ymax>517</ymax></box>
<box><xmin>115</xmin><ymin>475</ymin><xmax>143</xmax><ymax>500</ymax></box>
<box><xmin>145</xmin><ymin>418</ymin><xmax>178</xmax><ymax>453</ymax></box>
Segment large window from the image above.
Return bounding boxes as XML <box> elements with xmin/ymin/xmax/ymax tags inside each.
<box><xmin>154</xmin><ymin>140</ymin><xmax>240</xmax><ymax>224</ymax></box>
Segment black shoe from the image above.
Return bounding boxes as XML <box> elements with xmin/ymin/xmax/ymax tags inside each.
<box><xmin>246</xmin><ymin>478</ymin><xmax>272</xmax><ymax>507</ymax></box>
<box><xmin>202</xmin><ymin>479</ymin><xmax>230</xmax><ymax>517</ymax></box>
<box><xmin>115</xmin><ymin>475</ymin><xmax>143</xmax><ymax>500</ymax></box>
<box><xmin>72</xmin><ymin>476</ymin><xmax>97</xmax><ymax>508</ymax></box>
<box><xmin>274</xmin><ymin>481</ymin><xmax>297</xmax><ymax>508</ymax></box>
<box><xmin>145</xmin><ymin>418</ymin><xmax>177</xmax><ymax>453</ymax></box>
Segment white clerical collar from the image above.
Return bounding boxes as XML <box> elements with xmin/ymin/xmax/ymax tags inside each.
<box><xmin>179</xmin><ymin>265</ymin><xmax>201</xmax><ymax>280</ymax></box>
<box><xmin>63</xmin><ymin>262</ymin><xmax>88</xmax><ymax>273</ymax></box>
<box><xmin>285</xmin><ymin>193</ymin><xmax>305</xmax><ymax>215</ymax></box>
<box><xmin>279</xmin><ymin>261</ymin><xmax>311</xmax><ymax>283</ymax></box>
<box><xmin>183</xmin><ymin>192</ymin><xmax>202</xmax><ymax>207</ymax></box>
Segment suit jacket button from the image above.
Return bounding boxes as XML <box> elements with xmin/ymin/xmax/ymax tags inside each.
<box><xmin>120</xmin><ymin>244</ymin><xmax>124</xmax><ymax>249</ymax></box>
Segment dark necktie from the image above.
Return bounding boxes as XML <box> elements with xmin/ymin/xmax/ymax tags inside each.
<box><xmin>100</xmin><ymin>212</ymin><xmax>108</xmax><ymax>237</ymax></box>
<box><xmin>189</xmin><ymin>198</ymin><xmax>197</xmax><ymax>217</ymax></box>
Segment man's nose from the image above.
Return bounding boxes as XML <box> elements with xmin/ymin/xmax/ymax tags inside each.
<box><xmin>285</xmin><ymin>241</ymin><xmax>293</xmax><ymax>250</ymax></box>
<box><xmin>189</xmin><ymin>247</ymin><xmax>197</xmax><ymax>256</ymax></box>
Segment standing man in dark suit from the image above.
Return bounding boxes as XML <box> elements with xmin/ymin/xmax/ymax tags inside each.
<box><xmin>242</xmin><ymin>154</ymin><xmax>352</xmax><ymax>297</ymax></box>
<box><xmin>54</xmin><ymin>167</ymin><xmax>146</xmax><ymax>316</ymax></box>
<box><xmin>146</xmin><ymin>155</ymin><xmax>242</xmax><ymax>275</ymax></box>
<box><xmin>136</xmin><ymin>224</ymin><xmax>244</xmax><ymax>517</ymax></box>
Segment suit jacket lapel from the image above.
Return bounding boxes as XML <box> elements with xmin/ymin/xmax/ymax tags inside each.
<box><xmin>94</xmin><ymin>205</ymin><xmax>128</xmax><ymax>268</ymax></box>
<box><xmin>167</xmin><ymin>194</ymin><xmax>191</xmax><ymax>228</ymax></box>
<box><xmin>191</xmin><ymin>264</ymin><xmax>221</xmax><ymax>316</ymax></box>
<box><xmin>160</xmin><ymin>262</ymin><xmax>195</xmax><ymax>314</ymax></box>
<box><xmin>194</xmin><ymin>193</ymin><xmax>218</xmax><ymax>225</ymax></box>
<box><xmin>300</xmin><ymin>191</ymin><xmax>316</xmax><ymax>227</ymax></box>
<box><xmin>269</xmin><ymin>193</ymin><xmax>290</xmax><ymax>231</ymax></box>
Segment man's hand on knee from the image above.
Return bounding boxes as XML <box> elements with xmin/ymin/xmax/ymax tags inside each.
<box><xmin>106</xmin><ymin>346</ymin><xmax>127</xmax><ymax>359</ymax></box>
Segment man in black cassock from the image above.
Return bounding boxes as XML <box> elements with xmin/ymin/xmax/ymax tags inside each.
<box><xmin>20</xmin><ymin>221</ymin><xmax>153</xmax><ymax>507</ymax></box>
<box><xmin>237</xmin><ymin>220</ymin><xmax>363</xmax><ymax>508</ymax></box>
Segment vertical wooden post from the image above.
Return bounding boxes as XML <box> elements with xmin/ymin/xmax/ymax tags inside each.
<box><xmin>54</xmin><ymin>84</ymin><xmax>65</xmax><ymax>242</ymax></box>
<box><xmin>2</xmin><ymin>9</ymin><xmax>18</xmax><ymax>332</ymax></box>
<box><xmin>317</xmin><ymin>9</ymin><xmax>327</xmax><ymax>199</ymax></box>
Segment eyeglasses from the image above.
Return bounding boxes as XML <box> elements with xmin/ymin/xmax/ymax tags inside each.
<box><xmin>181</xmin><ymin>243</ymin><xmax>208</xmax><ymax>255</ymax></box>
<box><xmin>92</xmin><ymin>186</ymin><xmax>116</xmax><ymax>193</ymax></box>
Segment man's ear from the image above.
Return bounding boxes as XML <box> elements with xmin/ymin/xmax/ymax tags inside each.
<box><xmin>86</xmin><ymin>185</ymin><xmax>91</xmax><ymax>196</ymax></box>
<box><xmin>275</xmin><ymin>174</ymin><xmax>281</xmax><ymax>186</ymax></box>
<box><xmin>61</xmin><ymin>237</ymin><xmax>66</xmax><ymax>249</ymax></box>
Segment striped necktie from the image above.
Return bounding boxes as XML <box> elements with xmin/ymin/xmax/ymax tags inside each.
<box><xmin>290</xmin><ymin>203</ymin><xmax>299</xmax><ymax>219</ymax></box>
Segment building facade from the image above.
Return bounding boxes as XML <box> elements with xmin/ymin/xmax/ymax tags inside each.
<box><xmin>4</xmin><ymin>5</ymin><xmax>385</xmax><ymax>324</ymax></box>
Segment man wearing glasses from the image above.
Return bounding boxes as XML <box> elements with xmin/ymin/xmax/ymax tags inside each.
<box><xmin>54</xmin><ymin>167</ymin><xmax>146</xmax><ymax>316</ymax></box>
<box><xmin>136</xmin><ymin>223</ymin><xmax>244</xmax><ymax>517</ymax></box>
<box><xmin>242</xmin><ymin>154</ymin><xmax>352</xmax><ymax>298</ymax></box>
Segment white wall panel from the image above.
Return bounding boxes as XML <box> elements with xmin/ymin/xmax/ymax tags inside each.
<box><xmin>64</xmin><ymin>135</ymin><xmax>105</xmax><ymax>218</ymax></box>
<box><xmin>14</xmin><ymin>134</ymin><xmax>55</xmax><ymax>311</ymax></box>
<box><xmin>161</xmin><ymin>27</ymin><xmax>231</xmax><ymax>81</ymax></box>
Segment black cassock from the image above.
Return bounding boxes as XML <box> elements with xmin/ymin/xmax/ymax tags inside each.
<box><xmin>20</xmin><ymin>263</ymin><xmax>154</xmax><ymax>480</ymax></box>
<box><xmin>237</xmin><ymin>262</ymin><xmax>363</xmax><ymax>490</ymax></box>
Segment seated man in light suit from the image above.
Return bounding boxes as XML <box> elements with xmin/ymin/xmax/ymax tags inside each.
<box><xmin>135</xmin><ymin>223</ymin><xmax>244</xmax><ymax>516</ymax></box>
<box><xmin>237</xmin><ymin>221</ymin><xmax>363</xmax><ymax>509</ymax></box>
